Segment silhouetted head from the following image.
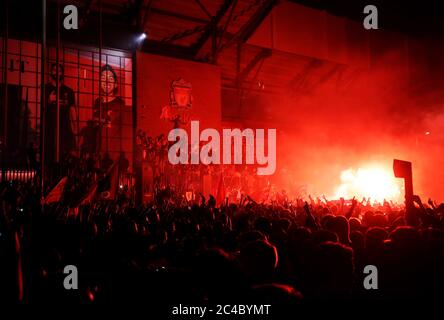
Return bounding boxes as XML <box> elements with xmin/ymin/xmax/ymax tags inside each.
<box><xmin>239</xmin><ymin>240</ymin><xmax>278</xmax><ymax>284</ymax></box>
<box><xmin>365</xmin><ymin>227</ymin><xmax>388</xmax><ymax>255</ymax></box>
<box><xmin>288</xmin><ymin>226</ymin><xmax>311</xmax><ymax>246</ymax></box>
<box><xmin>254</xmin><ymin>217</ymin><xmax>272</xmax><ymax>236</ymax></box>
<box><xmin>239</xmin><ymin>231</ymin><xmax>267</xmax><ymax>248</ymax></box>
<box><xmin>350</xmin><ymin>230</ymin><xmax>365</xmax><ymax>251</ymax></box>
<box><xmin>367</xmin><ymin>213</ymin><xmax>387</xmax><ymax>228</ymax></box>
<box><xmin>307</xmin><ymin>241</ymin><xmax>354</xmax><ymax>299</ymax></box>
<box><xmin>249</xmin><ymin>283</ymin><xmax>303</xmax><ymax>307</ymax></box>
<box><xmin>320</xmin><ymin>214</ymin><xmax>335</xmax><ymax>229</ymax></box>
<box><xmin>311</xmin><ymin>230</ymin><xmax>338</xmax><ymax>245</ymax></box>
<box><xmin>388</xmin><ymin>226</ymin><xmax>420</xmax><ymax>254</ymax></box>
<box><xmin>324</xmin><ymin>215</ymin><xmax>351</xmax><ymax>245</ymax></box>
<box><xmin>348</xmin><ymin>217</ymin><xmax>362</xmax><ymax>232</ymax></box>
<box><xmin>194</xmin><ymin>248</ymin><xmax>241</xmax><ymax>299</ymax></box>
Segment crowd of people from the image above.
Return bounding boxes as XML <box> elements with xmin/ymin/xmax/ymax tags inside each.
<box><xmin>135</xmin><ymin>129</ymin><xmax>283</xmax><ymax>205</ymax></box>
<box><xmin>1</xmin><ymin>171</ymin><xmax>444</xmax><ymax>311</ymax></box>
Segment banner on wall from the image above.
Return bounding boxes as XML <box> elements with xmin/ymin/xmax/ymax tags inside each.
<box><xmin>0</xmin><ymin>37</ymin><xmax>134</xmax><ymax>166</ymax></box>
<box><xmin>136</xmin><ymin>52</ymin><xmax>222</xmax><ymax>137</ymax></box>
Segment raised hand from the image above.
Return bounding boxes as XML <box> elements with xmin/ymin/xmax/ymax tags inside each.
<box><xmin>412</xmin><ymin>195</ymin><xmax>422</xmax><ymax>205</ymax></box>
<box><xmin>346</xmin><ymin>196</ymin><xmax>357</xmax><ymax>219</ymax></box>
<box><xmin>351</xmin><ymin>196</ymin><xmax>358</xmax><ymax>207</ymax></box>
<box><xmin>428</xmin><ymin>198</ymin><xmax>436</xmax><ymax>209</ymax></box>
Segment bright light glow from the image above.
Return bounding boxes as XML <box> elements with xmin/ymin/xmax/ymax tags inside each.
<box><xmin>138</xmin><ymin>33</ymin><xmax>147</xmax><ymax>41</ymax></box>
<box><xmin>425</xmin><ymin>131</ymin><xmax>431</xmax><ymax>135</ymax></box>
<box><xmin>333</xmin><ymin>166</ymin><xmax>402</xmax><ymax>202</ymax></box>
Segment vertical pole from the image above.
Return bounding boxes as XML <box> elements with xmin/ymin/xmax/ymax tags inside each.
<box><xmin>211</xmin><ymin>23</ymin><xmax>217</xmax><ymax>64</ymax></box>
<box><xmin>132</xmin><ymin>51</ymin><xmax>141</xmax><ymax>204</ymax></box>
<box><xmin>98</xmin><ymin>0</ymin><xmax>103</xmax><ymax>162</ymax></box>
<box><xmin>40</xmin><ymin>0</ymin><xmax>47</xmax><ymax>199</ymax></box>
<box><xmin>119</xmin><ymin>56</ymin><xmax>123</xmax><ymax>154</ymax></box>
<box><xmin>270</xmin><ymin>7</ymin><xmax>274</xmax><ymax>50</ymax></box>
<box><xmin>55</xmin><ymin>0</ymin><xmax>61</xmax><ymax>163</ymax></box>
<box><xmin>77</xmin><ymin>49</ymin><xmax>80</xmax><ymax>155</ymax></box>
<box><xmin>236</xmin><ymin>43</ymin><xmax>242</xmax><ymax>117</ymax></box>
<box><xmin>1</xmin><ymin>0</ymin><xmax>9</xmax><ymax>183</ymax></box>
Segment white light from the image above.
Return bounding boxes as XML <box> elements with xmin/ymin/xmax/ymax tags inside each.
<box><xmin>333</xmin><ymin>166</ymin><xmax>402</xmax><ymax>202</ymax></box>
<box><xmin>425</xmin><ymin>131</ymin><xmax>431</xmax><ymax>136</ymax></box>
<box><xmin>138</xmin><ymin>33</ymin><xmax>147</xmax><ymax>42</ymax></box>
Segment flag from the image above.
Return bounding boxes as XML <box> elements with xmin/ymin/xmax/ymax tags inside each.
<box><xmin>68</xmin><ymin>207</ymin><xmax>79</xmax><ymax>219</ymax></box>
<box><xmin>107</xmin><ymin>162</ymin><xmax>120</xmax><ymax>200</ymax></box>
<box><xmin>15</xmin><ymin>232</ymin><xmax>23</xmax><ymax>302</ymax></box>
<box><xmin>44</xmin><ymin>177</ymin><xmax>67</xmax><ymax>204</ymax></box>
<box><xmin>80</xmin><ymin>162</ymin><xmax>119</xmax><ymax>204</ymax></box>
<box><xmin>215</xmin><ymin>173</ymin><xmax>226</xmax><ymax>207</ymax></box>
<box><xmin>80</xmin><ymin>184</ymin><xmax>98</xmax><ymax>206</ymax></box>
<box><xmin>98</xmin><ymin>162</ymin><xmax>119</xmax><ymax>200</ymax></box>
